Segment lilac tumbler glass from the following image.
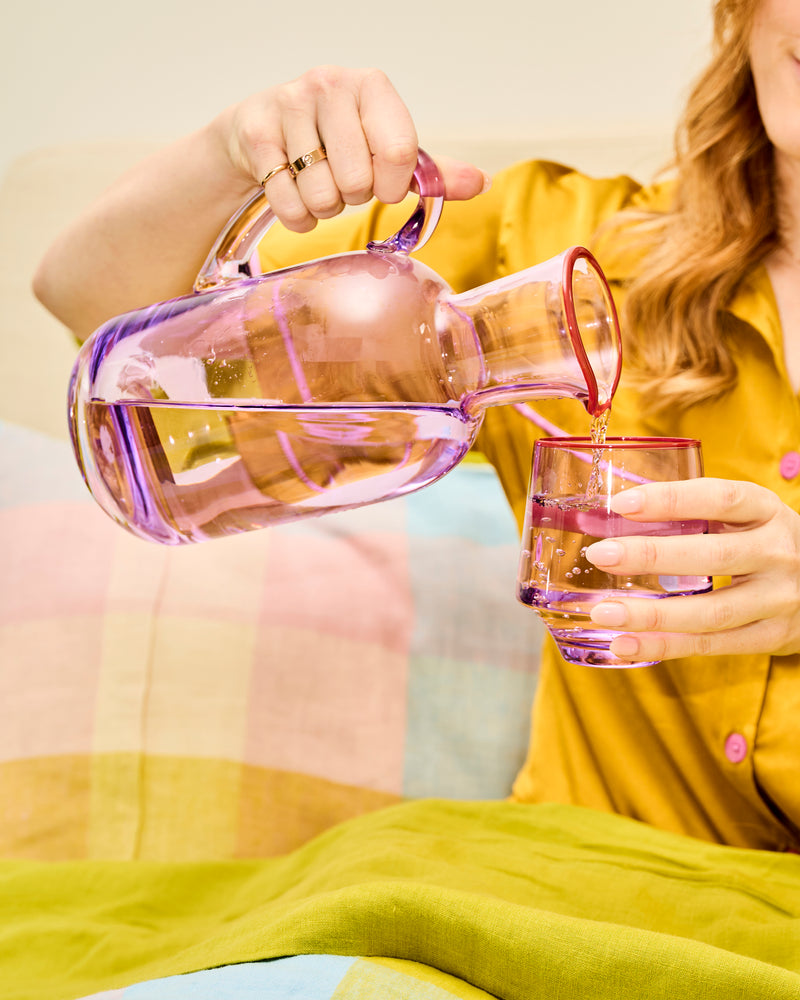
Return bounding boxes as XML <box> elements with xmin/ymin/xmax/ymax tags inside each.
<box><xmin>516</xmin><ymin>437</ymin><xmax>712</xmax><ymax>668</ymax></box>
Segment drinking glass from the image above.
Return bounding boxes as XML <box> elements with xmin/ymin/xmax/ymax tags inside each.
<box><xmin>516</xmin><ymin>437</ymin><xmax>712</xmax><ymax>668</ymax></box>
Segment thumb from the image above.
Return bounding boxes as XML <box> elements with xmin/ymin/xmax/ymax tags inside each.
<box><xmin>422</xmin><ymin>154</ymin><xmax>492</xmax><ymax>201</ymax></box>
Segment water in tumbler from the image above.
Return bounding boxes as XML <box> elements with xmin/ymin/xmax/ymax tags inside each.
<box><xmin>517</xmin><ymin>495</ymin><xmax>712</xmax><ymax>656</ymax></box>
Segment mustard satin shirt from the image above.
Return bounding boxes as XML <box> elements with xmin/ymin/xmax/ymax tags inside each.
<box><xmin>261</xmin><ymin>159</ymin><xmax>800</xmax><ymax>851</ymax></box>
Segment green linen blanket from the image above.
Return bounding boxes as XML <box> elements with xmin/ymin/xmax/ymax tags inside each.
<box><xmin>2</xmin><ymin>800</ymin><xmax>799</xmax><ymax>1000</ymax></box>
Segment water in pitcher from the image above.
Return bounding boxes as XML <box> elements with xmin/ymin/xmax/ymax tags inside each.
<box><xmin>69</xmin><ymin>151</ymin><xmax>623</xmax><ymax>545</ymax></box>
<box><xmin>79</xmin><ymin>399</ymin><xmax>477</xmax><ymax>544</ymax></box>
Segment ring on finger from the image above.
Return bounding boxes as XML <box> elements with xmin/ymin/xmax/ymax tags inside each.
<box><xmin>288</xmin><ymin>145</ymin><xmax>327</xmax><ymax>178</ymax></box>
<box><xmin>261</xmin><ymin>162</ymin><xmax>291</xmax><ymax>187</ymax></box>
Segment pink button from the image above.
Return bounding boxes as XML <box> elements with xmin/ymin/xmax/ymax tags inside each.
<box><xmin>779</xmin><ymin>451</ymin><xmax>800</xmax><ymax>480</ymax></box>
<box><xmin>724</xmin><ymin>732</ymin><xmax>748</xmax><ymax>764</ymax></box>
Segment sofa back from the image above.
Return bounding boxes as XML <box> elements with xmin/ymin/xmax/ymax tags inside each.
<box><xmin>0</xmin><ymin>137</ymin><xmax>666</xmax><ymax>860</ymax></box>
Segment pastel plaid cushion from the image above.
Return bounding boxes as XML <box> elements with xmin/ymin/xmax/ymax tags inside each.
<box><xmin>0</xmin><ymin>419</ymin><xmax>543</xmax><ymax>860</ymax></box>
<box><xmin>78</xmin><ymin>955</ymin><xmax>495</xmax><ymax>1000</ymax></box>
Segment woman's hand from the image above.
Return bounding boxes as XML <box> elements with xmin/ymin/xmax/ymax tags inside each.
<box><xmin>585</xmin><ymin>478</ymin><xmax>800</xmax><ymax>661</ymax></box>
<box><xmin>34</xmin><ymin>66</ymin><xmax>488</xmax><ymax>339</ymax></box>
<box><xmin>217</xmin><ymin>66</ymin><xmax>489</xmax><ymax>233</ymax></box>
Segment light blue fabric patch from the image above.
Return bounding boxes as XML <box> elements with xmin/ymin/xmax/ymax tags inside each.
<box><xmin>401</xmin><ymin>463</ymin><xmax>543</xmax><ymax>802</ymax></box>
<box><xmin>407</xmin><ymin>533</ymin><xmax>533</xmax><ymax>662</ymax></box>
<box><xmin>402</xmin><ymin>653</ymin><xmax>539</xmax><ymax>800</ymax></box>
<box><xmin>405</xmin><ymin>462</ymin><xmax>519</xmax><ymax>545</ymax></box>
<box><xmin>114</xmin><ymin>955</ymin><xmax>357</xmax><ymax>998</ymax></box>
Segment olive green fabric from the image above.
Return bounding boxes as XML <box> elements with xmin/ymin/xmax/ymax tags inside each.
<box><xmin>2</xmin><ymin>800</ymin><xmax>799</xmax><ymax>1000</ymax></box>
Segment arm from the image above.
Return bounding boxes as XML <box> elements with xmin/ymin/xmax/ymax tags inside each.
<box><xmin>32</xmin><ymin>66</ymin><xmax>488</xmax><ymax>342</ymax></box>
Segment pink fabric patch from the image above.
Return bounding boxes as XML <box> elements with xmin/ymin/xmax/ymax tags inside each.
<box><xmin>245</xmin><ymin>627</ymin><xmax>408</xmax><ymax>793</ymax></box>
<box><xmin>0</xmin><ymin>503</ymin><xmax>112</xmax><ymax>758</ymax></box>
<box><xmin>0</xmin><ymin>503</ymin><xmax>116</xmax><ymax>623</ymax></box>
<box><xmin>244</xmin><ymin>529</ymin><xmax>412</xmax><ymax>792</ymax></box>
<box><xmin>0</xmin><ymin>616</ymin><xmax>103</xmax><ymax>759</ymax></box>
<box><xmin>256</xmin><ymin>530</ymin><xmax>413</xmax><ymax>654</ymax></box>
<box><xmin>155</xmin><ymin>530</ymin><xmax>271</xmax><ymax>623</ymax></box>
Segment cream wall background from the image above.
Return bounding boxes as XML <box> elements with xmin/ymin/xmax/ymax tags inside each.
<box><xmin>1</xmin><ymin>0</ymin><xmax>713</xmax><ymax>438</ymax></box>
<box><xmin>4</xmin><ymin>0</ymin><xmax>713</xmax><ymax>179</ymax></box>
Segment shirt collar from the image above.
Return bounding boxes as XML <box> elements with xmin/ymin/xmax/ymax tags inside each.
<box><xmin>727</xmin><ymin>264</ymin><xmax>785</xmax><ymax>368</ymax></box>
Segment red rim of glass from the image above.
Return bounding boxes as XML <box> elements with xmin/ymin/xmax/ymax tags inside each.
<box><xmin>560</xmin><ymin>246</ymin><xmax>622</xmax><ymax>416</ymax></box>
<box><xmin>537</xmin><ymin>436</ymin><xmax>702</xmax><ymax>449</ymax></box>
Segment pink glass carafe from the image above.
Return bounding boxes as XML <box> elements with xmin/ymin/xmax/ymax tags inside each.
<box><xmin>68</xmin><ymin>151</ymin><xmax>622</xmax><ymax>544</ymax></box>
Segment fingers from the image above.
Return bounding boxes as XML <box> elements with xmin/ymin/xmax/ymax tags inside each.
<box><xmin>585</xmin><ymin>477</ymin><xmax>795</xmax><ymax>578</ymax></box>
<box><xmin>590</xmin><ymin>558</ymin><xmax>800</xmax><ymax>640</ymax></box>
<box><xmin>582</xmin><ymin>474</ymin><xmax>800</xmax><ymax>659</ymax></box>
<box><xmin>600</xmin><ymin>594</ymin><xmax>800</xmax><ymax>658</ymax></box>
<box><xmin>590</xmin><ymin>583</ymin><xmax>759</xmax><ymax>636</ymax></box>
<box><xmin>258</xmin><ymin>69</ymin><xmax>356</xmax><ymax>231</ymax></box>
<box><xmin>608</xmin><ymin>477</ymin><xmax>775</xmax><ymax>528</ymax></box>
<box><xmin>586</xmin><ymin>530</ymin><xmax>757</xmax><ymax>577</ymax></box>
<box><xmin>228</xmin><ymin>67</ymin><xmax>488</xmax><ymax>233</ymax></box>
<box><xmin>352</xmin><ymin>68</ymin><xmax>419</xmax><ymax>204</ymax></box>
<box><xmin>603</xmin><ymin>619</ymin><xmax>786</xmax><ymax>662</ymax></box>
<box><xmin>249</xmin><ymin>67</ymin><xmax>416</xmax><ymax>231</ymax></box>
<box><xmin>589</xmin><ymin>585</ymin><xmax>800</xmax><ymax>660</ymax></box>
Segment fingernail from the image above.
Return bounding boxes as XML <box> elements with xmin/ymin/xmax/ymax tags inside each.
<box><xmin>610</xmin><ymin>490</ymin><xmax>643</xmax><ymax>514</ymax></box>
<box><xmin>585</xmin><ymin>540</ymin><xmax>624</xmax><ymax>567</ymax></box>
<box><xmin>611</xmin><ymin>636</ymin><xmax>640</xmax><ymax>657</ymax></box>
<box><xmin>480</xmin><ymin>171</ymin><xmax>492</xmax><ymax>193</ymax></box>
<box><xmin>590</xmin><ymin>602</ymin><xmax>628</xmax><ymax>627</ymax></box>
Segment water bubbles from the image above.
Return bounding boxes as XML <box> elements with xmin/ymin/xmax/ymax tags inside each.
<box><xmin>556</xmin><ymin>548</ymin><xmax>565</xmax><ymax>557</ymax></box>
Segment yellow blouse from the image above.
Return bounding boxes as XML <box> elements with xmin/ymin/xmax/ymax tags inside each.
<box><xmin>261</xmin><ymin>159</ymin><xmax>800</xmax><ymax>851</ymax></box>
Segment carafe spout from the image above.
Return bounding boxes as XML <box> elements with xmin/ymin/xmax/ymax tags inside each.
<box><xmin>444</xmin><ymin>247</ymin><xmax>621</xmax><ymax>418</ymax></box>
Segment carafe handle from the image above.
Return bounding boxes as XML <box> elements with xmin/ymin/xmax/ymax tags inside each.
<box><xmin>194</xmin><ymin>148</ymin><xmax>445</xmax><ymax>292</ymax></box>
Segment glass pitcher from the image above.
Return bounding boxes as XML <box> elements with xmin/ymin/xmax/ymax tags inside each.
<box><xmin>68</xmin><ymin>151</ymin><xmax>622</xmax><ymax>544</ymax></box>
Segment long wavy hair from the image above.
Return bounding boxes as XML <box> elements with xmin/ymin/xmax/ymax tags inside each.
<box><xmin>601</xmin><ymin>0</ymin><xmax>775</xmax><ymax>411</ymax></box>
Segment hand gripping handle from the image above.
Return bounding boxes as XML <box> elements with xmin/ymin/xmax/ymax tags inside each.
<box><xmin>194</xmin><ymin>149</ymin><xmax>445</xmax><ymax>292</ymax></box>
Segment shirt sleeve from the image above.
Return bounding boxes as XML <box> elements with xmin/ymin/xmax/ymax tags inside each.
<box><xmin>257</xmin><ymin>158</ymin><xmax>644</xmax><ymax>289</ymax></box>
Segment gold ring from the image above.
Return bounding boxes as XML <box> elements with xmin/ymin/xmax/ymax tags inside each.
<box><xmin>261</xmin><ymin>162</ymin><xmax>291</xmax><ymax>187</ymax></box>
<box><xmin>288</xmin><ymin>145</ymin><xmax>327</xmax><ymax>178</ymax></box>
